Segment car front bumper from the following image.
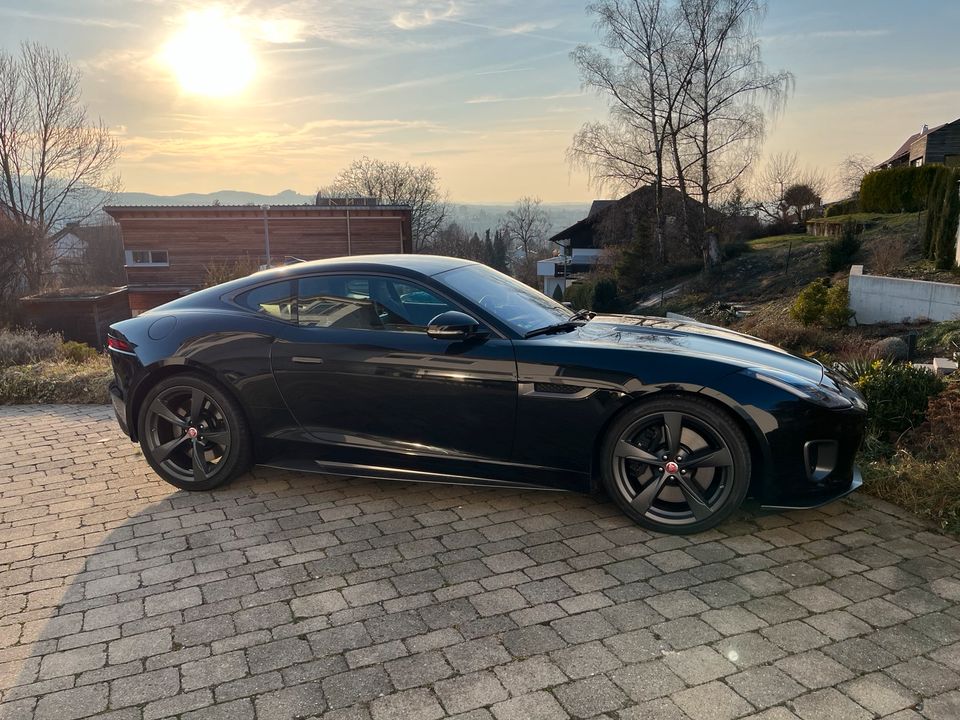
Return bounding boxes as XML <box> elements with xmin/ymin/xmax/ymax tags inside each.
<box><xmin>760</xmin><ymin>463</ymin><xmax>863</xmax><ymax>510</ymax></box>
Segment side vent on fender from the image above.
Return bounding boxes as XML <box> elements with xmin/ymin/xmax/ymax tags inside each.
<box><xmin>533</xmin><ymin>382</ymin><xmax>585</xmax><ymax>395</ymax></box>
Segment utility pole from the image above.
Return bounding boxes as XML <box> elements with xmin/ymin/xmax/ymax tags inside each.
<box><xmin>261</xmin><ymin>205</ymin><xmax>272</xmax><ymax>267</ymax></box>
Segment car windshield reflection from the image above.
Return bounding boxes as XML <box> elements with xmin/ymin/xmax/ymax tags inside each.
<box><xmin>435</xmin><ymin>263</ymin><xmax>574</xmax><ymax>334</ymax></box>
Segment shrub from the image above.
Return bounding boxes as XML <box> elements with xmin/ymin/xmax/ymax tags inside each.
<box><xmin>822</xmin><ymin>221</ymin><xmax>862</xmax><ymax>272</ymax></box>
<box><xmin>822</xmin><ymin>283</ymin><xmax>853</xmax><ymax>329</ymax></box>
<box><xmin>824</xmin><ymin>198</ymin><xmax>859</xmax><ymax>217</ymax></box>
<box><xmin>869</xmin><ymin>233</ymin><xmax>909</xmax><ymax>276</ymax></box>
<box><xmin>860</xmin><ymin>165</ymin><xmax>941</xmax><ymax>213</ymax></box>
<box><xmin>0</xmin><ymin>357</ymin><xmax>112</xmax><ymax>404</ymax></box>
<box><xmin>0</xmin><ymin>328</ymin><xmax>63</xmax><ymax>367</ymax></box>
<box><xmin>60</xmin><ymin>341</ymin><xmax>99</xmax><ymax>364</ymax></box>
<box><xmin>918</xmin><ymin>320</ymin><xmax>960</xmax><ymax>355</ymax></box>
<box><xmin>564</xmin><ymin>276</ymin><xmax>620</xmax><ymax>313</ymax></box>
<box><xmin>790</xmin><ymin>279</ymin><xmax>829</xmax><ymax>326</ymax></box>
<box><xmin>854</xmin><ymin>360</ymin><xmax>945</xmax><ymax>437</ymax></box>
<box><xmin>202</xmin><ymin>255</ymin><xmax>261</xmax><ymax>287</ymax></box>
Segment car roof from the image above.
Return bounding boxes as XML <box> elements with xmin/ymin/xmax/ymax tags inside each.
<box><xmin>258</xmin><ymin>254</ymin><xmax>475</xmax><ymax>281</ymax></box>
<box><xmin>157</xmin><ymin>255</ymin><xmax>479</xmax><ymax>312</ymax></box>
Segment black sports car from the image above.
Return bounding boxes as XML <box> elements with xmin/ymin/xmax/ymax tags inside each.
<box><xmin>107</xmin><ymin>255</ymin><xmax>867</xmax><ymax>534</ymax></box>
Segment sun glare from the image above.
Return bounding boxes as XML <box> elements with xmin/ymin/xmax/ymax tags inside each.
<box><xmin>162</xmin><ymin>9</ymin><xmax>256</xmax><ymax>98</ymax></box>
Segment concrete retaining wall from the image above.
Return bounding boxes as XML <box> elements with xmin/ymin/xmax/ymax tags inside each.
<box><xmin>849</xmin><ymin>265</ymin><xmax>960</xmax><ymax>324</ymax></box>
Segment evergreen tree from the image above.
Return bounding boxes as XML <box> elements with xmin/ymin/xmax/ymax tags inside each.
<box><xmin>482</xmin><ymin>229</ymin><xmax>495</xmax><ymax>267</ymax></box>
<box><xmin>491</xmin><ymin>229</ymin><xmax>509</xmax><ymax>273</ymax></box>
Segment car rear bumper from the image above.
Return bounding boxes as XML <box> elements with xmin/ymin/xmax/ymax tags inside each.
<box><xmin>109</xmin><ymin>381</ymin><xmax>131</xmax><ymax>438</ymax></box>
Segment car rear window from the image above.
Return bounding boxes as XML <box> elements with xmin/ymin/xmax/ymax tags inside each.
<box><xmin>236</xmin><ymin>280</ymin><xmax>296</xmax><ymax>321</ymax></box>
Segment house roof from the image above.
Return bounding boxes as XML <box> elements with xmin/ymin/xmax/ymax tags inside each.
<box><xmin>103</xmin><ymin>203</ymin><xmax>411</xmax><ymax>214</ymax></box>
<box><xmin>877</xmin><ymin>119</ymin><xmax>958</xmax><ymax>167</ymax></box>
<box><xmin>549</xmin><ymin>185</ymin><xmax>707</xmax><ymax>245</ymax></box>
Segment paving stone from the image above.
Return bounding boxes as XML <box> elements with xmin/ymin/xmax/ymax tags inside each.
<box><xmin>609</xmin><ymin>659</ymin><xmax>685</xmax><ymax>702</ymax></box>
<box><xmin>726</xmin><ymin>666</ymin><xmax>805</xmax><ymax>708</ymax></box>
<box><xmin>435</xmin><ymin>671</ymin><xmax>509</xmax><ymax>715</ymax></box>
<box><xmin>371</xmin><ymin>688</ymin><xmax>444</xmax><ymax>720</ymax></box>
<box><xmin>801</xmin><ymin>610</ymin><xmax>871</xmax><ymax>641</ymax></box>
<box><xmin>775</xmin><ymin>649</ymin><xmax>854</xmax><ymax>689</ymax></box>
<box><xmin>714</xmin><ymin>632</ymin><xmax>787</xmax><ymax>668</ymax></box>
<box><xmin>672</xmin><ymin>680</ymin><xmax>754</xmax><ymax>720</ymax></box>
<box><xmin>254</xmin><ymin>683</ymin><xmax>327</xmax><ymax>720</ymax></box>
<box><xmin>887</xmin><ymin>656</ymin><xmax>960</xmax><ymax>696</ymax></box>
<box><xmin>550</xmin><ymin>611</ymin><xmax>617</xmax><ymax>644</ymax></box>
<box><xmin>502</xmin><ymin>624</ymin><xmax>566</xmax><ymax>656</ymax></box>
<box><xmin>445</xmin><ymin>636</ymin><xmax>511</xmax><ymax>673</ymax></box>
<box><xmin>840</xmin><ymin>671</ymin><xmax>918</xmax><ymax>715</ymax></box>
<box><xmin>554</xmin><ymin>675</ymin><xmax>628</xmax><ymax>717</ymax></box>
<box><xmin>490</xmin><ymin>690</ymin><xmax>569</xmax><ymax>720</ymax></box>
<box><xmin>34</xmin><ymin>684</ymin><xmax>109</xmax><ymax>720</ymax></box>
<box><xmin>550</xmin><ymin>640</ymin><xmax>621</xmax><ymax>679</ymax></box>
<box><xmin>761</xmin><ymin>621</ymin><xmax>829</xmax><ymax>653</ymax></box>
<box><xmin>653</xmin><ymin>617</ymin><xmax>722</xmax><ymax>649</ymax></box>
<box><xmin>646</xmin><ymin>591</ymin><xmax>710</xmax><ymax>619</ymax></box>
<box><xmin>323</xmin><ymin>666</ymin><xmax>393</xmax><ymax>709</ymax></box>
<box><xmin>662</xmin><ymin>645</ymin><xmax>736</xmax><ymax>684</ymax></box>
<box><xmin>110</xmin><ymin>667</ymin><xmax>180</xmax><ymax>707</ymax></box>
<box><xmin>385</xmin><ymin>651</ymin><xmax>454</xmax><ymax>690</ymax></box>
<box><xmin>922</xmin><ymin>690</ymin><xmax>960</xmax><ymax>720</ymax></box>
<box><xmin>787</xmin><ymin>687</ymin><xmax>871</xmax><ymax>720</ymax></box>
<box><xmin>493</xmin><ymin>656</ymin><xmax>568</xmax><ymax>694</ymax></box>
<box><xmin>181</xmin><ymin>650</ymin><xmax>248</xmax><ymax>690</ymax></box>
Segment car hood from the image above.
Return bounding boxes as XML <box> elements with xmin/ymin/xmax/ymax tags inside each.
<box><xmin>561</xmin><ymin>314</ymin><xmax>825</xmax><ymax>384</ymax></box>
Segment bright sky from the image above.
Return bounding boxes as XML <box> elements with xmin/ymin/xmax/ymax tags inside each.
<box><xmin>1</xmin><ymin>0</ymin><xmax>958</xmax><ymax>202</ymax></box>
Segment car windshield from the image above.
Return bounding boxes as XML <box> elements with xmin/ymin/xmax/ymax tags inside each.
<box><xmin>435</xmin><ymin>263</ymin><xmax>575</xmax><ymax>334</ymax></box>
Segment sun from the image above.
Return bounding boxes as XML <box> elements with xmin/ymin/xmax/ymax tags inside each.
<box><xmin>162</xmin><ymin>8</ymin><xmax>256</xmax><ymax>98</ymax></box>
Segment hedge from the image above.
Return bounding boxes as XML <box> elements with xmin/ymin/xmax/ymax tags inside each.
<box><xmin>860</xmin><ymin>165</ymin><xmax>941</xmax><ymax>213</ymax></box>
<box><xmin>924</xmin><ymin>167</ymin><xmax>960</xmax><ymax>268</ymax></box>
<box><xmin>824</xmin><ymin>198</ymin><xmax>859</xmax><ymax>217</ymax></box>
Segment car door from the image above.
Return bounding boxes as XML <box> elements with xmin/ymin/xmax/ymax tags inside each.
<box><xmin>271</xmin><ymin>273</ymin><xmax>518</xmax><ymax>474</ymax></box>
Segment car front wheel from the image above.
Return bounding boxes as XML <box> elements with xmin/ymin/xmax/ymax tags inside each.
<box><xmin>137</xmin><ymin>373</ymin><xmax>251</xmax><ymax>491</ymax></box>
<box><xmin>601</xmin><ymin>396</ymin><xmax>751</xmax><ymax>534</ymax></box>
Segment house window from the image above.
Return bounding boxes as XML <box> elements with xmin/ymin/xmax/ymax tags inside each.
<box><xmin>912</xmin><ymin>157</ymin><xmax>924</xmax><ymax>167</ymax></box>
<box><xmin>125</xmin><ymin>250</ymin><xmax>169</xmax><ymax>267</ymax></box>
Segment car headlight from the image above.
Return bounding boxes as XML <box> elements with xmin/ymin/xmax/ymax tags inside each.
<box><xmin>742</xmin><ymin>368</ymin><xmax>853</xmax><ymax>409</ymax></box>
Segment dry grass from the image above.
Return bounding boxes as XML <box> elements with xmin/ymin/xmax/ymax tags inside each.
<box><xmin>0</xmin><ymin>356</ymin><xmax>112</xmax><ymax>404</ymax></box>
<box><xmin>860</xmin><ymin>384</ymin><xmax>960</xmax><ymax>534</ymax></box>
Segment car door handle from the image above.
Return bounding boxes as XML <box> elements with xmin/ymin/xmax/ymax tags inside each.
<box><xmin>292</xmin><ymin>356</ymin><xmax>325</xmax><ymax>365</ymax></box>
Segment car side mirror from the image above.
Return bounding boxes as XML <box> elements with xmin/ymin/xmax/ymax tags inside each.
<box><xmin>427</xmin><ymin>311</ymin><xmax>486</xmax><ymax>341</ymax></box>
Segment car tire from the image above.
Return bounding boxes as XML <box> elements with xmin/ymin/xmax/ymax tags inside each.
<box><xmin>600</xmin><ymin>395</ymin><xmax>751</xmax><ymax>534</ymax></box>
<box><xmin>137</xmin><ymin>373</ymin><xmax>252</xmax><ymax>491</ymax></box>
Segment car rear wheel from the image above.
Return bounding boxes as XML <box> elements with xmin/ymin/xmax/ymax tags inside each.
<box><xmin>138</xmin><ymin>373</ymin><xmax>251</xmax><ymax>491</ymax></box>
<box><xmin>601</xmin><ymin>396</ymin><xmax>751</xmax><ymax>534</ymax></box>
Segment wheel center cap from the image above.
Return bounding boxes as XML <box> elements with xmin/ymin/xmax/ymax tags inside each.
<box><xmin>186</xmin><ymin>427</ymin><xmax>199</xmax><ymax>439</ymax></box>
<box><xmin>664</xmin><ymin>461</ymin><xmax>679</xmax><ymax>475</ymax></box>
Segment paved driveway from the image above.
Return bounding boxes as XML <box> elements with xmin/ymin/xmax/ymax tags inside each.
<box><xmin>2</xmin><ymin>406</ymin><xmax>960</xmax><ymax>720</ymax></box>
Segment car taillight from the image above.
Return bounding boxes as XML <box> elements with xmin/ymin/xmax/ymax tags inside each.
<box><xmin>107</xmin><ymin>336</ymin><xmax>133</xmax><ymax>352</ymax></box>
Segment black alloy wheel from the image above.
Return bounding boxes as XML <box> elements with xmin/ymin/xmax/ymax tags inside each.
<box><xmin>138</xmin><ymin>373</ymin><xmax>251</xmax><ymax>491</ymax></box>
<box><xmin>601</xmin><ymin>396</ymin><xmax>751</xmax><ymax>534</ymax></box>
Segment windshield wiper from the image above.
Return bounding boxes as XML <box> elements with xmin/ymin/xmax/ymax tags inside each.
<box><xmin>523</xmin><ymin>309</ymin><xmax>595</xmax><ymax>339</ymax></box>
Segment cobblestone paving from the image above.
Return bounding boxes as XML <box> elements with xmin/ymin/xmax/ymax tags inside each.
<box><xmin>2</xmin><ymin>405</ymin><xmax>960</xmax><ymax>720</ymax></box>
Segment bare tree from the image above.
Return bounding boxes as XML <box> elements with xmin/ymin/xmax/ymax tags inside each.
<box><xmin>837</xmin><ymin>153</ymin><xmax>875</xmax><ymax>198</ymax></box>
<box><xmin>754</xmin><ymin>152</ymin><xmax>828</xmax><ymax>226</ymax></box>
<box><xmin>501</xmin><ymin>196</ymin><xmax>552</xmax><ymax>259</ymax></box>
<box><xmin>0</xmin><ymin>42</ymin><xmax>121</xmax><ymax>291</ymax></box>
<box><xmin>327</xmin><ymin>157</ymin><xmax>448</xmax><ymax>252</ymax></box>
<box><xmin>674</xmin><ymin>0</ymin><xmax>793</xmax><ymax>266</ymax></box>
<box><xmin>569</xmin><ymin>0</ymin><xmax>693</xmax><ymax>262</ymax></box>
<box><xmin>430</xmin><ymin>222</ymin><xmax>486</xmax><ymax>261</ymax></box>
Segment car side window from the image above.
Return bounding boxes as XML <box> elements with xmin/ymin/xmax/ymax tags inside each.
<box><xmin>296</xmin><ymin>275</ymin><xmax>457</xmax><ymax>332</ymax></box>
<box><xmin>235</xmin><ymin>280</ymin><xmax>296</xmax><ymax>321</ymax></box>
<box><xmin>297</xmin><ymin>276</ymin><xmax>380</xmax><ymax>329</ymax></box>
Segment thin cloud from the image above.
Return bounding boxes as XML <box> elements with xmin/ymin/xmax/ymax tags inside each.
<box><xmin>466</xmin><ymin>92</ymin><xmax>582</xmax><ymax>105</ymax></box>
<box><xmin>392</xmin><ymin>1</ymin><xmax>458</xmax><ymax>30</ymax></box>
<box><xmin>0</xmin><ymin>8</ymin><xmax>139</xmax><ymax>29</ymax></box>
<box><xmin>764</xmin><ymin>28</ymin><xmax>891</xmax><ymax>43</ymax></box>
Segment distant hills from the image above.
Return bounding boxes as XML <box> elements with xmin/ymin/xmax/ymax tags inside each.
<box><xmin>109</xmin><ymin>190</ymin><xmax>592</xmax><ymax>236</ymax></box>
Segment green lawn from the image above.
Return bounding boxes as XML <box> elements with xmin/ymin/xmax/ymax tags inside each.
<box><xmin>746</xmin><ymin>233</ymin><xmax>824</xmax><ymax>250</ymax></box>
